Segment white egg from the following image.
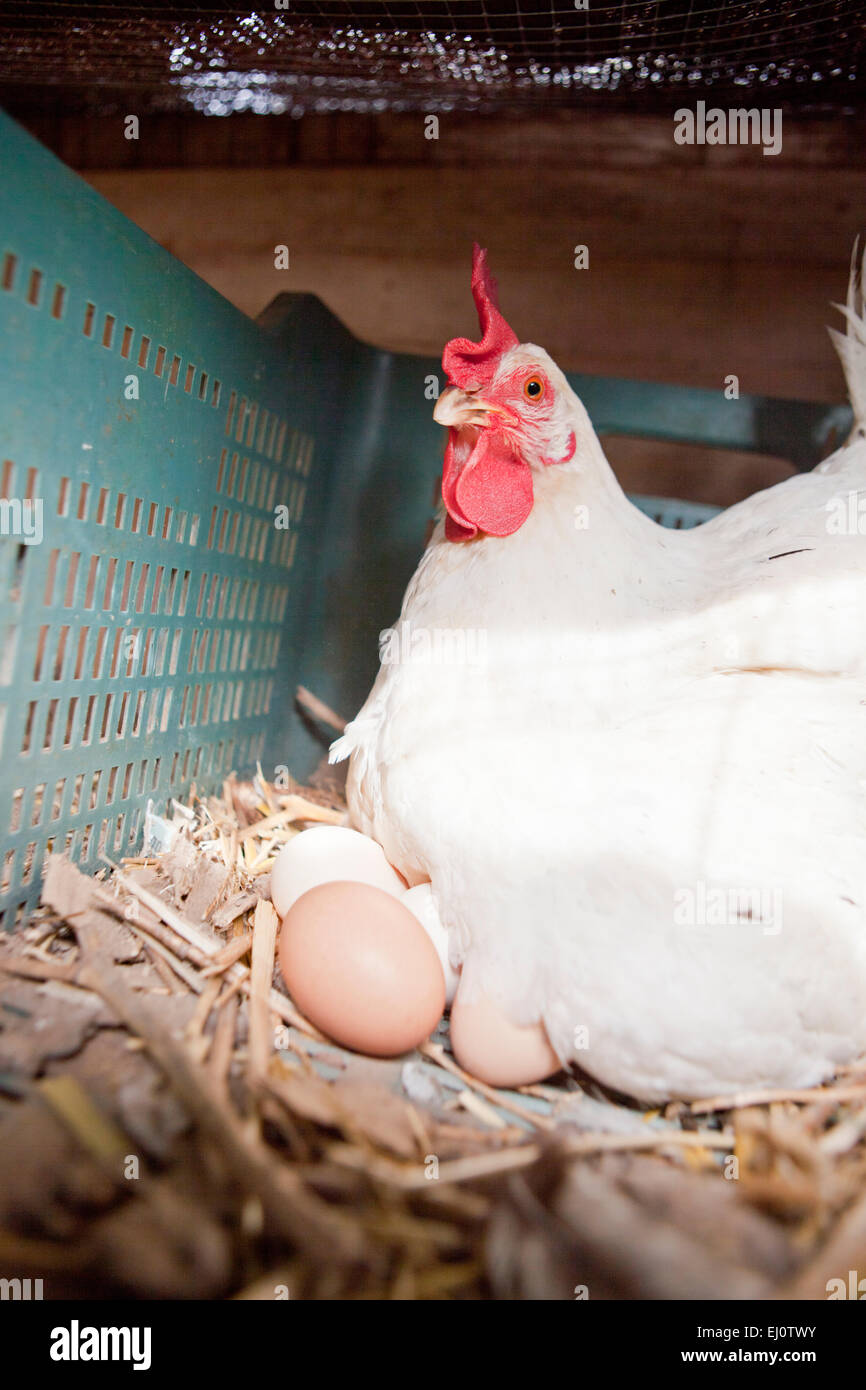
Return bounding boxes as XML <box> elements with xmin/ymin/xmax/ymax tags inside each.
<box><xmin>401</xmin><ymin>882</ymin><xmax>461</xmax><ymax>1005</ymax></box>
<box><xmin>270</xmin><ymin>825</ymin><xmax>406</xmax><ymax>919</ymax></box>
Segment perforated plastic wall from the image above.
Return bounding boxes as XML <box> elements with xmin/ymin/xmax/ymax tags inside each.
<box><xmin>0</xmin><ymin>111</ymin><xmax>346</xmax><ymax>926</ymax></box>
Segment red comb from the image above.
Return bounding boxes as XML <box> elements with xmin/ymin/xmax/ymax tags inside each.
<box><xmin>442</xmin><ymin>244</ymin><xmax>518</xmax><ymax>389</ymax></box>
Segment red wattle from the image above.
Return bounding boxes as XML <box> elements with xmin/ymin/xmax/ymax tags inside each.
<box><xmin>442</xmin><ymin>428</ymin><xmax>534</xmax><ymax>540</ymax></box>
<box><xmin>442</xmin><ymin>431</ymin><xmax>477</xmax><ymax>538</ymax></box>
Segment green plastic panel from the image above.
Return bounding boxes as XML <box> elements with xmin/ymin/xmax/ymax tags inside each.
<box><xmin>0</xmin><ymin>110</ymin><xmax>850</xmax><ymax>927</ymax></box>
<box><xmin>0</xmin><ymin>111</ymin><xmax>352</xmax><ymax>926</ymax></box>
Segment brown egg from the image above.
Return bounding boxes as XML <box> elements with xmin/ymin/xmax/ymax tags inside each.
<box><xmin>278</xmin><ymin>881</ymin><xmax>446</xmax><ymax>1056</ymax></box>
<box><xmin>449</xmin><ymin>986</ymin><xmax>561</xmax><ymax>1087</ymax></box>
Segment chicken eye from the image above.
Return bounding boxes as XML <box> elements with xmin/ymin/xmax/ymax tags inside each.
<box><xmin>523</xmin><ymin>376</ymin><xmax>545</xmax><ymax>402</ymax></box>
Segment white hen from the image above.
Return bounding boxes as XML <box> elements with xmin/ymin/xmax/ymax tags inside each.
<box><xmin>331</xmin><ymin>245</ymin><xmax>866</xmax><ymax>1101</ymax></box>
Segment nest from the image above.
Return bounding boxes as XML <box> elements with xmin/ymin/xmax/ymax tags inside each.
<box><xmin>2</xmin><ymin>743</ymin><xmax>866</xmax><ymax>1300</ymax></box>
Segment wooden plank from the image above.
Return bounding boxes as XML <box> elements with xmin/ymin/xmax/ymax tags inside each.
<box><xmin>82</xmin><ymin>165</ymin><xmax>856</xmax><ymax>400</ymax></box>
<box><xmin>375</xmin><ymin>111</ymin><xmax>866</xmax><ymax>171</ymax></box>
<box><xmin>17</xmin><ymin>109</ymin><xmax>866</xmax><ymax>171</ymax></box>
<box><xmin>604</xmin><ymin>437</ymin><xmax>797</xmax><ymax>510</ymax></box>
<box><xmin>85</xmin><ymin>164</ymin><xmax>863</xmax><ymax>271</ymax></box>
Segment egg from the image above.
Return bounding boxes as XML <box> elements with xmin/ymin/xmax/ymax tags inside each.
<box><xmin>278</xmin><ymin>881</ymin><xmax>446</xmax><ymax>1056</ymax></box>
<box><xmin>401</xmin><ymin>882</ymin><xmax>461</xmax><ymax>1005</ymax></box>
<box><xmin>449</xmin><ymin>985</ymin><xmax>561</xmax><ymax>1087</ymax></box>
<box><xmin>269</xmin><ymin>825</ymin><xmax>406</xmax><ymax>919</ymax></box>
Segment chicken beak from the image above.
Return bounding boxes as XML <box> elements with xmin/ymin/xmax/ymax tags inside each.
<box><xmin>433</xmin><ymin>385</ymin><xmax>503</xmax><ymax>429</ymax></box>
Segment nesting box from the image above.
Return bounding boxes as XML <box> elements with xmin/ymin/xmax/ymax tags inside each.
<box><xmin>0</xmin><ymin>112</ymin><xmax>848</xmax><ymax>928</ymax></box>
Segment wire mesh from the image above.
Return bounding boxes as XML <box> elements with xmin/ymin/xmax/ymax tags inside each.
<box><xmin>0</xmin><ymin>2</ymin><xmax>864</xmax><ymax>117</ymax></box>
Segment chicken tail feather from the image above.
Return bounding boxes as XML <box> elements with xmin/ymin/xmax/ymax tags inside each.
<box><xmin>829</xmin><ymin>237</ymin><xmax>866</xmax><ymax>432</ymax></box>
